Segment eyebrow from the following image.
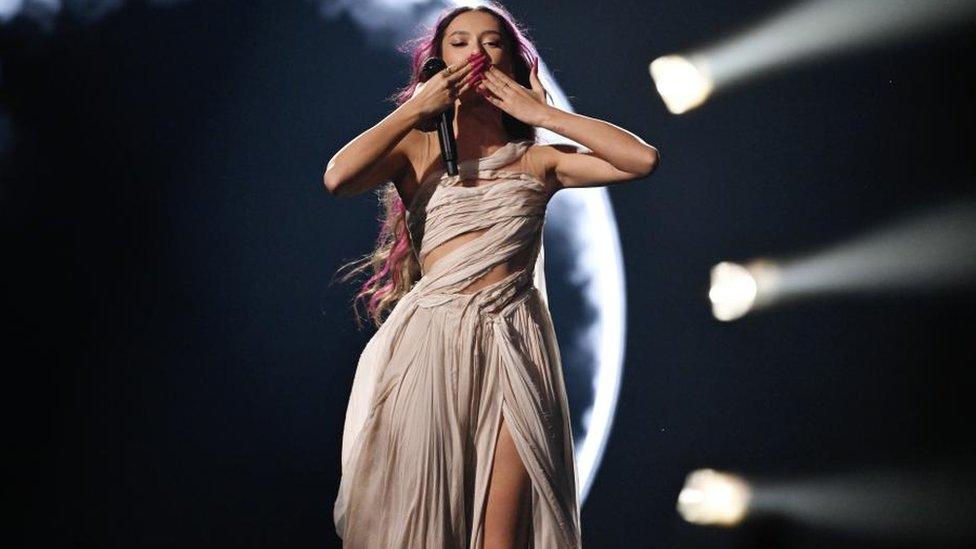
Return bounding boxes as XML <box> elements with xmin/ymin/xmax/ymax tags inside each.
<box><xmin>448</xmin><ymin>30</ymin><xmax>503</xmax><ymax>38</ymax></box>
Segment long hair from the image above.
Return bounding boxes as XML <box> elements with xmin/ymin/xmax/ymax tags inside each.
<box><xmin>336</xmin><ymin>1</ymin><xmax>542</xmax><ymax>329</ymax></box>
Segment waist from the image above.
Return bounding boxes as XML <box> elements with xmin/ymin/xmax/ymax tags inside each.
<box><xmin>413</xmin><ymin>267</ymin><xmax>537</xmax><ymax>319</ymax></box>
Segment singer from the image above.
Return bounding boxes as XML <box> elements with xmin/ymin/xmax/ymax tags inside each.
<box><xmin>324</xmin><ymin>2</ymin><xmax>659</xmax><ymax>547</ymax></box>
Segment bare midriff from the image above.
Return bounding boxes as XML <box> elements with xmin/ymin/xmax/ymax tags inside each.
<box><xmin>414</xmin><ymin>149</ymin><xmax>544</xmax><ymax>294</ymax></box>
<box><xmin>422</xmin><ymin>227</ymin><xmax>535</xmax><ymax>294</ymax></box>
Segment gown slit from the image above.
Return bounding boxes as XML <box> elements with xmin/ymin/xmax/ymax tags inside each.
<box><xmin>334</xmin><ymin>139</ymin><xmax>583</xmax><ymax>548</ymax></box>
<box><xmin>478</xmin><ymin>398</ymin><xmax>534</xmax><ymax>548</ymax></box>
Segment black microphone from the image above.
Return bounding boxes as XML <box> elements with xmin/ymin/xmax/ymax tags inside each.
<box><xmin>418</xmin><ymin>57</ymin><xmax>459</xmax><ymax>176</ymax></box>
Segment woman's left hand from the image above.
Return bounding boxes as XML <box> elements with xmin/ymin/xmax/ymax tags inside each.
<box><xmin>477</xmin><ymin>58</ymin><xmax>552</xmax><ymax>127</ymax></box>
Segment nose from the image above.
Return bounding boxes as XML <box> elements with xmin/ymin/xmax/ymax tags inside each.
<box><xmin>468</xmin><ymin>49</ymin><xmax>488</xmax><ymax>63</ymax></box>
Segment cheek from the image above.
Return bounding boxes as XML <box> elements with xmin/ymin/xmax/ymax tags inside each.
<box><xmin>493</xmin><ymin>56</ymin><xmax>514</xmax><ymax>75</ymax></box>
<box><xmin>439</xmin><ymin>45</ymin><xmax>461</xmax><ymax>65</ymax></box>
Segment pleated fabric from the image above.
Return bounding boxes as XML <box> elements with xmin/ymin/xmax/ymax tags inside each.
<box><xmin>334</xmin><ymin>139</ymin><xmax>582</xmax><ymax>548</ymax></box>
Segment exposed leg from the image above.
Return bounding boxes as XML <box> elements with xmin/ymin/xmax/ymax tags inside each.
<box><xmin>484</xmin><ymin>411</ymin><xmax>533</xmax><ymax>548</ymax></box>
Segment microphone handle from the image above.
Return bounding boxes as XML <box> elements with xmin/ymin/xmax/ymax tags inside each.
<box><xmin>417</xmin><ymin>56</ymin><xmax>458</xmax><ymax>176</ymax></box>
<box><xmin>436</xmin><ymin>109</ymin><xmax>458</xmax><ymax>176</ymax></box>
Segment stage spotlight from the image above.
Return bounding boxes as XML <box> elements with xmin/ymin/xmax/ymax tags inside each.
<box><xmin>649</xmin><ymin>0</ymin><xmax>976</xmax><ymax>114</ymax></box>
<box><xmin>709</xmin><ymin>198</ymin><xmax>976</xmax><ymax>320</ymax></box>
<box><xmin>677</xmin><ymin>462</ymin><xmax>976</xmax><ymax>543</ymax></box>
<box><xmin>708</xmin><ymin>259</ymin><xmax>781</xmax><ymax>321</ymax></box>
<box><xmin>709</xmin><ymin>262</ymin><xmax>756</xmax><ymax>321</ymax></box>
<box><xmin>648</xmin><ymin>55</ymin><xmax>713</xmax><ymax>115</ymax></box>
<box><xmin>677</xmin><ymin>468</ymin><xmax>752</xmax><ymax>526</ymax></box>
<box><xmin>751</xmin><ymin>462</ymin><xmax>976</xmax><ymax>543</ymax></box>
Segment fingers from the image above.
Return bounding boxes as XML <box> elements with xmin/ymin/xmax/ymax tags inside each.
<box><xmin>442</xmin><ymin>63</ymin><xmax>474</xmax><ymax>88</ymax></box>
<box><xmin>480</xmin><ymin>67</ymin><xmax>512</xmax><ymax>96</ymax></box>
<box><xmin>457</xmin><ymin>65</ymin><xmax>488</xmax><ymax>94</ymax></box>
<box><xmin>527</xmin><ymin>60</ymin><xmax>548</xmax><ymax>101</ymax></box>
<box><xmin>483</xmin><ymin>64</ymin><xmax>516</xmax><ymax>85</ymax></box>
<box><xmin>529</xmin><ymin>58</ymin><xmax>542</xmax><ymax>86</ymax></box>
<box><xmin>455</xmin><ymin>75</ymin><xmax>475</xmax><ymax>97</ymax></box>
<box><xmin>459</xmin><ymin>61</ymin><xmax>490</xmax><ymax>89</ymax></box>
<box><xmin>441</xmin><ymin>61</ymin><xmax>467</xmax><ymax>82</ymax></box>
<box><xmin>478</xmin><ymin>74</ymin><xmax>505</xmax><ymax>100</ymax></box>
<box><xmin>443</xmin><ymin>55</ymin><xmax>486</xmax><ymax>83</ymax></box>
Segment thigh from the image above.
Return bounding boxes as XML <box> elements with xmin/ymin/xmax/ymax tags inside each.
<box><xmin>484</xmin><ymin>414</ymin><xmax>532</xmax><ymax>548</ymax></box>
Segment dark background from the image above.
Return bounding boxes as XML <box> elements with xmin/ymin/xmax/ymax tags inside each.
<box><xmin>2</xmin><ymin>0</ymin><xmax>974</xmax><ymax>547</ymax></box>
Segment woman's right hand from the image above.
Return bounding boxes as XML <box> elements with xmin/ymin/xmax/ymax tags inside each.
<box><xmin>406</xmin><ymin>53</ymin><xmax>486</xmax><ymax>128</ymax></box>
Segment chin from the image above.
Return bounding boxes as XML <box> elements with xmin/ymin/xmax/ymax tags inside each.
<box><xmin>458</xmin><ymin>90</ymin><xmax>487</xmax><ymax>105</ymax></box>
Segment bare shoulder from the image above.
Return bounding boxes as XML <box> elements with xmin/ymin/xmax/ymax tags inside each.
<box><xmin>525</xmin><ymin>142</ymin><xmax>587</xmax><ymax>194</ymax></box>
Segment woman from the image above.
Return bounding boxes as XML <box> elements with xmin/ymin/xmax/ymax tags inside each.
<box><xmin>324</xmin><ymin>3</ymin><xmax>659</xmax><ymax>547</ymax></box>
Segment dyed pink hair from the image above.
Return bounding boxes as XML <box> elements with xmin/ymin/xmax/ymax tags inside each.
<box><xmin>337</xmin><ymin>1</ymin><xmax>541</xmax><ymax>329</ymax></box>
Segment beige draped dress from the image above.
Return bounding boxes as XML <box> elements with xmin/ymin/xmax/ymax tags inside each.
<box><xmin>334</xmin><ymin>139</ymin><xmax>582</xmax><ymax>548</ymax></box>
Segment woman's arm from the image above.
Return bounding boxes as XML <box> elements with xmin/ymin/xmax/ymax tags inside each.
<box><xmin>538</xmin><ymin>107</ymin><xmax>660</xmax><ymax>190</ymax></box>
<box><xmin>323</xmin><ymin>103</ymin><xmax>422</xmax><ymax>197</ymax></box>
<box><xmin>477</xmin><ymin>64</ymin><xmax>659</xmax><ymax>190</ymax></box>
<box><xmin>325</xmin><ymin>57</ymin><xmax>481</xmax><ymax>197</ymax></box>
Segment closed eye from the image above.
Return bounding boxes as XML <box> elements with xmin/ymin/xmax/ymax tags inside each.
<box><xmin>450</xmin><ymin>42</ymin><xmax>503</xmax><ymax>48</ymax></box>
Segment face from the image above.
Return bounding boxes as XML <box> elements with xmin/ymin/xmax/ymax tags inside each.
<box><xmin>440</xmin><ymin>10</ymin><xmax>513</xmax><ymax>101</ymax></box>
